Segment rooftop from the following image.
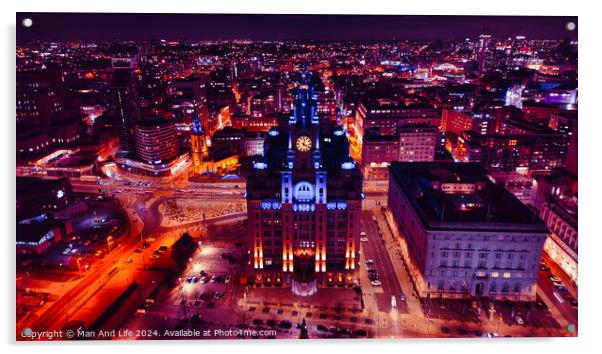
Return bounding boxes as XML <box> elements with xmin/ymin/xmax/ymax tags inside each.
<box><xmin>389</xmin><ymin>162</ymin><xmax>548</xmax><ymax>233</ymax></box>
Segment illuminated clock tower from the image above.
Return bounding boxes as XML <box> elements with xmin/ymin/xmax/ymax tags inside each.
<box><xmin>190</xmin><ymin>112</ymin><xmax>207</xmax><ymax>176</ymax></box>
<box><xmin>246</xmin><ymin>72</ymin><xmax>363</xmax><ymax>296</ymax></box>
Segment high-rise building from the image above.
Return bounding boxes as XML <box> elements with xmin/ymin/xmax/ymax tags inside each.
<box><xmin>16</xmin><ymin>62</ymin><xmax>82</xmax><ymax>158</ymax></box>
<box><xmin>109</xmin><ymin>57</ymin><xmax>141</xmax><ymax>152</ymax></box>
<box><xmin>245</xmin><ymin>72</ymin><xmax>363</xmax><ymax>295</ymax></box>
<box><xmin>475</xmin><ymin>30</ymin><xmax>491</xmax><ymax>77</ymax></box>
<box><xmin>134</xmin><ymin>117</ymin><xmax>178</xmax><ymax>164</ymax></box>
<box><xmin>387</xmin><ymin>162</ymin><xmax>548</xmax><ymax>301</ymax></box>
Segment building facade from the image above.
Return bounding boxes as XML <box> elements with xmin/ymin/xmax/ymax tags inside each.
<box><xmin>540</xmin><ymin>199</ymin><xmax>578</xmax><ymax>285</ymax></box>
<box><xmin>246</xmin><ymin>73</ymin><xmax>363</xmax><ymax>295</ymax></box>
<box><xmin>398</xmin><ymin>126</ymin><xmax>438</xmax><ymax>162</ymax></box>
<box><xmin>387</xmin><ymin>162</ymin><xmax>548</xmax><ymax>301</ymax></box>
<box><xmin>134</xmin><ymin>117</ymin><xmax>179</xmax><ymax>164</ymax></box>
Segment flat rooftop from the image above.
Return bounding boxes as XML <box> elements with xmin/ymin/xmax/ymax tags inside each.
<box><xmin>389</xmin><ymin>162</ymin><xmax>548</xmax><ymax>233</ymax></box>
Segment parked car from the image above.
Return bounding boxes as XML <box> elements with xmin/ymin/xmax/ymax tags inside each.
<box><xmin>371</xmin><ymin>279</ymin><xmax>382</xmax><ymax>287</ymax></box>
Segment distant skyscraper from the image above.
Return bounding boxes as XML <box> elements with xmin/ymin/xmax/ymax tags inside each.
<box><xmin>109</xmin><ymin>57</ymin><xmax>141</xmax><ymax>152</ymax></box>
<box><xmin>475</xmin><ymin>30</ymin><xmax>491</xmax><ymax>77</ymax></box>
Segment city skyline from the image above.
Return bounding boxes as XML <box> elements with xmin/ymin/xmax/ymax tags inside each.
<box><xmin>16</xmin><ymin>13</ymin><xmax>577</xmax><ymax>341</ymax></box>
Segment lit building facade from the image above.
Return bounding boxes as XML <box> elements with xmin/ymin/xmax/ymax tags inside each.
<box><xmin>246</xmin><ymin>73</ymin><xmax>363</xmax><ymax>295</ymax></box>
<box><xmin>134</xmin><ymin>117</ymin><xmax>179</xmax><ymax>164</ymax></box>
<box><xmin>387</xmin><ymin>162</ymin><xmax>548</xmax><ymax>301</ymax></box>
<box><xmin>360</xmin><ymin>135</ymin><xmax>399</xmax><ymax>181</ymax></box>
<box><xmin>540</xmin><ymin>199</ymin><xmax>578</xmax><ymax>285</ymax></box>
<box><xmin>398</xmin><ymin>126</ymin><xmax>438</xmax><ymax>162</ymax></box>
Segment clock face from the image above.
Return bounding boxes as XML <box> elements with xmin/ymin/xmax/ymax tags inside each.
<box><xmin>295</xmin><ymin>136</ymin><xmax>312</xmax><ymax>152</ymax></box>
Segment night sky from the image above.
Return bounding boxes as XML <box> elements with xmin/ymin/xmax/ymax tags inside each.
<box><xmin>16</xmin><ymin>13</ymin><xmax>578</xmax><ymax>43</ymax></box>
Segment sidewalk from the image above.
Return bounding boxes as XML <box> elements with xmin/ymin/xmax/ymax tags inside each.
<box><xmin>376</xmin><ymin>210</ymin><xmax>422</xmax><ymax>316</ymax></box>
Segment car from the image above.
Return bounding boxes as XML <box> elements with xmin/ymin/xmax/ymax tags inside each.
<box><xmin>266</xmin><ymin>319</ymin><xmax>277</xmax><ymax>327</ymax></box>
<box><xmin>360</xmin><ymin>237</ymin><xmax>369</xmax><ymax>242</ymax></box>
<box><xmin>371</xmin><ymin>279</ymin><xmax>382</xmax><ymax>286</ymax></box>
<box><xmin>372</xmin><ymin>216</ymin><xmax>377</xmax><ymax>221</ymax></box>
<box><xmin>515</xmin><ymin>316</ymin><xmax>524</xmax><ymax>325</ymax></box>
<box><xmin>134</xmin><ymin>248</ymin><xmax>142</xmax><ymax>253</ymax></box>
<box><xmin>360</xmin><ymin>231</ymin><xmax>367</xmax><ymax>237</ymax></box>
<box><xmin>555</xmin><ymin>284</ymin><xmax>568</xmax><ymax>292</ymax></box>
<box><xmin>399</xmin><ymin>293</ymin><xmax>406</xmax><ymax>302</ymax></box>
<box><xmin>548</xmin><ymin>275</ymin><xmax>562</xmax><ymax>282</ymax></box>
<box><xmin>94</xmin><ymin>250</ymin><xmax>104</xmax><ymax>258</ymax></box>
<box><xmin>567</xmin><ymin>297</ymin><xmax>578</xmax><ymax>307</ymax></box>
<box><xmin>200</xmin><ymin>276</ymin><xmax>209</xmax><ymax>283</ymax></box>
<box><xmin>539</xmin><ymin>264</ymin><xmax>551</xmax><ymax>272</ymax></box>
<box><xmin>136</xmin><ymin>308</ymin><xmax>146</xmax><ymax>314</ymax></box>
<box><xmin>62</xmin><ymin>248</ymin><xmax>72</xmax><ymax>255</ymax></box>
<box><xmin>553</xmin><ymin>292</ymin><xmax>564</xmax><ymax>304</ymax></box>
<box><xmin>123</xmin><ymin>258</ymin><xmax>133</xmax><ymax>264</ymax></box>
<box><xmin>253</xmin><ymin>319</ymin><xmax>264</xmax><ymax>325</ymax></box>
<box><xmin>141</xmin><ymin>242</ymin><xmax>151</xmax><ymax>249</ymax></box>
<box><xmin>225</xmin><ymin>275</ymin><xmax>232</xmax><ymax>284</ymax></box>
<box><xmin>158</xmin><ymin>245</ymin><xmax>168</xmax><ymax>252</ymax></box>
<box><xmin>365</xmin><ymin>259</ymin><xmax>374</xmax><ymax>265</ymax></box>
<box><xmin>153</xmin><ymin>250</ymin><xmax>162</xmax><ymax>256</ymax></box>
<box><xmin>186</xmin><ymin>276</ymin><xmax>198</xmax><ymax>284</ymax></box>
<box><xmin>150</xmin><ymin>254</ymin><xmax>160</xmax><ymax>260</ymax></box>
<box><xmin>210</xmin><ymin>275</ymin><xmax>217</xmax><ymax>283</ymax></box>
